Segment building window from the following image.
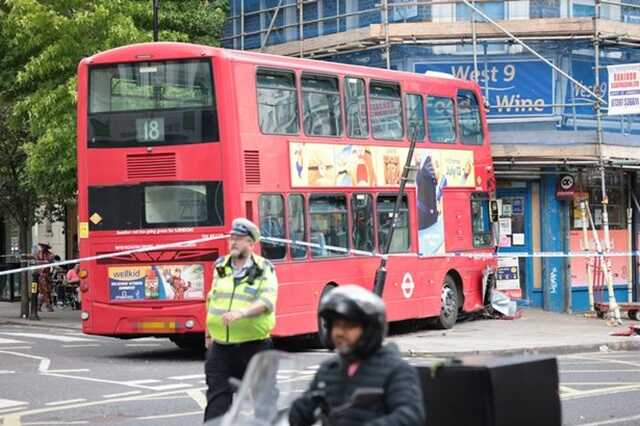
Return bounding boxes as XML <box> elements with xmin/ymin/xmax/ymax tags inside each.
<box><xmin>426</xmin><ymin>96</ymin><xmax>456</xmax><ymax>143</ymax></box>
<box><xmin>471</xmin><ymin>193</ymin><xmax>493</xmax><ymax>248</ymax></box>
<box><xmin>345</xmin><ymin>77</ymin><xmax>369</xmax><ymax>138</ymax></box>
<box><xmin>529</xmin><ymin>0</ymin><xmax>561</xmax><ymax>18</ymax></box>
<box><xmin>310</xmin><ymin>194</ymin><xmax>349</xmax><ymax>257</ymax></box>
<box><xmin>572</xmin><ymin>1</ymin><xmax>595</xmax><ymax>17</ymax></box>
<box><xmin>405</xmin><ymin>94</ymin><xmax>425</xmax><ymax>141</ymax></box>
<box><xmin>456</xmin><ymin>1</ymin><xmax>505</xmax><ymax>21</ymax></box>
<box><xmin>571</xmin><ymin>172</ymin><xmax>626</xmax><ymax>230</ymax></box>
<box><xmin>457</xmin><ymin>90</ymin><xmax>483</xmax><ymax>145</ymax></box>
<box><xmin>351</xmin><ymin>193</ymin><xmax>375</xmax><ymax>253</ymax></box>
<box><xmin>288</xmin><ymin>194</ymin><xmax>308</xmax><ymax>259</ymax></box>
<box><xmin>257</xmin><ymin>69</ymin><xmax>299</xmax><ymax>135</ymax></box>
<box><xmin>259</xmin><ymin>194</ymin><xmax>286</xmax><ymax>260</ymax></box>
<box><xmin>370</xmin><ymin>81</ymin><xmax>403</xmax><ymax>140</ymax></box>
<box><xmin>302</xmin><ymin>74</ymin><xmax>342</xmax><ymax>137</ymax></box>
<box><xmin>377</xmin><ymin>194</ymin><xmax>410</xmax><ymax>253</ymax></box>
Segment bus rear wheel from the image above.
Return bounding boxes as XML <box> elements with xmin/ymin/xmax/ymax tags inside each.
<box><xmin>170</xmin><ymin>334</ymin><xmax>205</xmax><ymax>351</ymax></box>
<box><xmin>433</xmin><ymin>276</ymin><xmax>459</xmax><ymax>330</ymax></box>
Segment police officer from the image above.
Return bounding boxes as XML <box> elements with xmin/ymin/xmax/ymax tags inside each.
<box><xmin>289</xmin><ymin>285</ymin><xmax>425</xmax><ymax>426</ymax></box>
<box><xmin>204</xmin><ymin>218</ymin><xmax>278</xmax><ymax>422</ymax></box>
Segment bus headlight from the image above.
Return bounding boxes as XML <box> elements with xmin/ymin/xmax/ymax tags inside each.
<box><xmin>185</xmin><ymin>320</ymin><xmax>195</xmax><ymax>329</ymax></box>
<box><xmin>80</xmin><ymin>311</ymin><xmax>90</xmax><ymax>321</ymax></box>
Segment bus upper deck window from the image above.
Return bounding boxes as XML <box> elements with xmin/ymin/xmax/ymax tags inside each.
<box><xmin>405</xmin><ymin>94</ymin><xmax>425</xmax><ymax>141</ymax></box>
<box><xmin>257</xmin><ymin>69</ymin><xmax>299</xmax><ymax>135</ymax></box>
<box><xmin>426</xmin><ymin>96</ymin><xmax>456</xmax><ymax>143</ymax></box>
<box><xmin>458</xmin><ymin>90</ymin><xmax>483</xmax><ymax>145</ymax></box>
<box><xmin>345</xmin><ymin>77</ymin><xmax>368</xmax><ymax>138</ymax></box>
<box><xmin>370</xmin><ymin>81</ymin><xmax>403</xmax><ymax>140</ymax></box>
<box><xmin>302</xmin><ymin>74</ymin><xmax>342</xmax><ymax>137</ymax></box>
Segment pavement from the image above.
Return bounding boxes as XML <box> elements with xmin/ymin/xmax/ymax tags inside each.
<box><xmin>2</xmin><ymin>301</ymin><xmax>640</xmax><ymax>357</ymax></box>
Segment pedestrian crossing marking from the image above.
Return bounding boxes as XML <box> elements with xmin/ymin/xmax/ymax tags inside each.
<box><xmin>0</xmin><ymin>399</ymin><xmax>27</xmax><ymax>410</ymax></box>
<box><xmin>0</xmin><ymin>337</ymin><xmax>26</xmax><ymax>345</ymax></box>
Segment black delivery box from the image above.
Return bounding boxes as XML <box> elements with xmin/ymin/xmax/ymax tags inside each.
<box><xmin>414</xmin><ymin>355</ymin><xmax>561</xmax><ymax>426</ymax></box>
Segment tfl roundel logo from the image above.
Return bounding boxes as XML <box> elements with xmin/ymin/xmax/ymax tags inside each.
<box><xmin>559</xmin><ymin>175</ymin><xmax>575</xmax><ymax>191</ymax></box>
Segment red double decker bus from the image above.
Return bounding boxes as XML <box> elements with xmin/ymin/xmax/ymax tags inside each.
<box><xmin>76</xmin><ymin>42</ymin><xmax>496</xmax><ymax>347</ymax></box>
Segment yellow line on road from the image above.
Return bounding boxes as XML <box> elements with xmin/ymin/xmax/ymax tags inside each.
<box><xmin>186</xmin><ymin>389</ymin><xmax>207</xmax><ymax>410</ymax></box>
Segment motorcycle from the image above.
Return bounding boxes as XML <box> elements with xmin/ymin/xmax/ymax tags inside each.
<box><xmin>204</xmin><ymin>350</ymin><xmax>384</xmax><ymax>426</ymax></box>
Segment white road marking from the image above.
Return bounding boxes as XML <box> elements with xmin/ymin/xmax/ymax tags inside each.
<box><xmin>22</xmin><ymin>421</ymin><xmax>89</xmax><ymax>425</ymax></box>
<box><xmin>186</xmin><ymin>389</ymin><xmax>207</xmax><ymax>409</ymax></box>
<box><xmin>0</xmin><ymin>346</ymin><xmax>32</xmax><ymax>350</ymax></box>
<box><xmin>124</xmin><ymin>379</ymin><xmax>162</xmax><ymax>385</ymax></box>
<box><xmin>577</xmin><ymin>413</ymin><xmax>640</xmax><ymax>426</ymax></box>
<box><xmin>561</xmin><ymin>369</ymin><xmax>640</xmax><ymax>373</ymax></box>
<box><xmin>0</xmin><ymin>370</ymin><xmax>15</xmax><ymax>374</ymax></box>
<box><xmin>137</xmin><ymin>410</ymin><xmax>201</xmax><ymax>420</ymax></box>
<box><xmin>0</xmin><ymin>400</ymin><xmax>27</xmax><ymax>410</ymax></box>
<box><xmin>147</xmin><ymin>384</ymin><xmax>193</xmax><ymax>391</ymax></box>
<box><xmin>0</xmin><ymin>333</ymin><xmax>95</xmax><ymax>343</ymax></box>
<box><xmin>102</xmin><ymin>391</ymin><xmax>142</xmax><ymax>398</ymax></box>
<box><xmin>125</xmin><ymin>344</ymin><xmax>162</xmax><ymax>347</ymax></box>
<box><xmin>61</xmin><ymin>344</ymin><xmax>101</xmax><ymax>348</ymax></box>
<box><xmin>45</xmin><ymin>399</ymin><xmax>87</xmax><ymax>406</ymax></box>
<box><xmin>562</xmin><ymin>384</ymin><xmax>640</xmax><ymax>401</ymax></box>
<box><xmin>46</xmin><ymin>369</ymin><xmax>90</xmax><ymax>373</ymax></box>
<box><xmin>0</xmin><ymin>350</ymin><xmax>51</xmax><ymax>372</ymax></box>
<box><xmin>168</xmin><ymin>374</ymin><xmax>204</xmax><ymax>380</ymax></box>
<box><xmin>0</xmin><ymin>338</ymin><xmax>25</xmax><ymax>345</ymax></box>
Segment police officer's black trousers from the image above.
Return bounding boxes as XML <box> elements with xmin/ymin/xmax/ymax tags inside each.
<box><xmin>203</xmin><ymin>338</ymin><xmax>272</xmax><ymax>422</ymax></box>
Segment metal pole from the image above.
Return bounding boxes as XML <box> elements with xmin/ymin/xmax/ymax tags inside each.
<box><xmin>241</xmin><ymin>0</ymin><xmax>245</xmax><ymax>50</ymax></box>
<box><xmin>471</xmin><ymin>0</ymin><xmax>479</xmax><ymax>82</ymax></box>
<box><xmin>383</xmin><ymin>0</ymin><xmax>391</xmax><ymax>70</ymax></box>
<box><xmin>373</xmin><ymin>130</ymin><xmax>418</xmax><ymax>296</ymax></box>
<box><xmin>299</xmin><ymin>0</ymin><xmax>304</xmax><ymax>57</ymax></box>
<box><xmin>261</xmin><ymin>0</ymin><xmax>285</xmax><ymax>52</ymax></box>
<box><xmin>152</xmin><ymin>0</ymin><xmax>159</xmax><ymax>42</ymax></box>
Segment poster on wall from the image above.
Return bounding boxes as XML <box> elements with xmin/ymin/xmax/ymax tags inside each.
<box><xmin>496</xmin><ymin>257</ymin><xmax>520</xmax><ymax>291</ymax></box>
<box><xmin>607</xmin><ymin>63</ymin><xmax>640</xmax><ymax>116</ymax></box>
<box><xmin>289</xmin><ymin>142</ymin><xmax>476</xmax><ymax>256</ymax></box>
<box><xmin>109</xmin><ymin>264</ymin><xmax>204</xmax><ymax>301</ymax></box>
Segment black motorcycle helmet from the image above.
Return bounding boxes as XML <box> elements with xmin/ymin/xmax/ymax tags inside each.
<box><xmin>318</xmin><ymin>285</ymin><xmax>387</xmax><ymax>359</ymax></box>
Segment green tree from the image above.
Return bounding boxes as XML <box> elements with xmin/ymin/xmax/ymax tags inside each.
<box><xmin>2</xmin><ymin>0</ymin><xmax>227</xmax><ymax>211</ymax></box>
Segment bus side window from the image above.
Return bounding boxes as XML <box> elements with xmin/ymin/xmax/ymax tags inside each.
<box><xmin>288</xmin><ymin>194</ymin><xmax>308</xmax><ymax>259</ymax></box>
<box><xmin>351</xmin><ymin>193</ymin><xmax>375</xmax><ymax>253</ymax></box>
<box><xmin>259</xmin><ymin>194</ymin><xmax>287</xmax><ymax>260</ymax></box>
<box><xmin>370</xmin><ymin>81</ymin><xmax>403</xmax><ymax>140</ymax></box>
<box><xmin>405</xmin><ymin>93</ymin><xmax>425</xmax><ymax>141</ymax></box>
<box><xmin>471</xmin><ymin>193</ymin><xmax>493</xmax><ymax>247</ymax></box>
<box><xmin>345</xmin><ymin>77</ymin><xmax>368</xmax><ymax>138</ymax></box>
<box><xmin>377</xmin><ymin>194</ymin><xmax>410</xmax><ymax>253</ymax></box>
<box><xmin>458</xmin><ymin>90</ymin><xmax>483</xmax><ymax>145</ymax></box>
<box><xmin>426</xmin><ymin>96</ymin><xmax>456</xmax><ymax>143</ymax></box>
<box><xmin>309</xmin><ymin>194</ymin><xmax>348</xmax><ymax>258</ymax></box>
<box><xmin>257</xmin><ymin>69</ymin><xmax>299</xmax><ymax>135</ymax></box>
<box><xmin>302</xmin><ymin>74</ymin><xmax>342</xmax><ymax>137</ymax></box>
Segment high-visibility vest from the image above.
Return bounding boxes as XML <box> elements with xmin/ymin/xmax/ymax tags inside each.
<box><xmin>206</xmin><ymin>254</ymin><xmax>278</xmax><ymax>344</ymax></box>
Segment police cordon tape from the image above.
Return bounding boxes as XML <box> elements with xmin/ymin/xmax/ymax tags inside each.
<box><xmin>0</xmin><ymin>233</ymin><xmax>634</xmax><ymax>277</ymax></box>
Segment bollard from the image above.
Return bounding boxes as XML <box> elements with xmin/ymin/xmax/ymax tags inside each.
<box><xmin>29</xmin><ymin>273</ymin><xmax>40</xmax><ymax>321</ymax></box>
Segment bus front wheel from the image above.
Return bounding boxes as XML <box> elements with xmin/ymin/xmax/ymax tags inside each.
<box><xmin>170</xmin><ymin>334</ymin><xmax>205</xmax><ymax>352</ymax></box>
<box><xmin>433</xmin><ymin>276</ymin><xmax>459</xmax><ymax>330</ymax></box>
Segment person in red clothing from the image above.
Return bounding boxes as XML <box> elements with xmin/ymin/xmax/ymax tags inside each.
<box><xmin>35</xmin><ymin>243</ymin><xmax>55</xmax><ymax>312</ymax></box>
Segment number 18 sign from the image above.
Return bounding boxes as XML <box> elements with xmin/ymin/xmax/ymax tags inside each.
<box><xmin>136</xmin><ymin>117</ymin><xmax>165</xmax><ymax>142</ymax></box>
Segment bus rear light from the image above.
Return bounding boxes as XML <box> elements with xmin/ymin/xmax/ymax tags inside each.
<box><xmin>81</xmin><ymin>311</ymin><xmax>90</xmax><ymax>321</ymax></box>
<box><xmin>78</xmin><ymin>269</ymin><xmax>89</xmax><ymax>279</ymax></box>
<box><xmin>80</xmin><ymin>282</ymin><xmax>89</xmax><ymax>293</ymax></box>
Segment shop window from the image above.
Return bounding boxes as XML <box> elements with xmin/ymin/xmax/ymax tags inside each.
<box><xmin>288</xmin><ymin>194</ymin><xmax>308</xmax><ymax>259</ymax></box>
<box><xmin>310</xmin><ymin>194</ymin><xmax>349</xmax><ymax>257</ymax></box>
<box><xmin>457</xmin><ymin>90</ymin><xmax>483</xmax><ymax>145</ymax></box>
<box><xmin>427</xmin><ymin>96</ymin><xmax>456</xmax><ymax>143</ymax></box>
<box><xmin>302</xmin><ymin>74</ymin><xmax>342</xmax><ymax>137</ymax></box>
<box><xmin>345</xmin><ymin>77</ymin><xmax>368</xmax><ymax>138</ymax></box>
<box><xmin>472</xmin><ymin>193</ymin><xmax>493</xmax><ymax>248</ymax></box>
<box><xmin>405</xmin><ymin>94</ymin><xmax>425</xmax><ymax>141</ymax></box>
<box><xmin>352</xmin><ymin>193</ymin><xmax>375</xmax><ymax>253</ymax></box>
<box><xmin>257</xmin><ymin>69</ymin><xmax>299</xmax><ymax>135</ymax></box>
<box><xmin>259</xmin><ymin>194</ymin><xmax>286</xmax><ymax>260</ymax></box>
<box><xmin>370</xmin><ymin>81</ymin><xmax>403</xmax><ymax>140</ymax></box>
<box><xmin>571</xmin><ymin>173</ymin><xmax>626</xmax><ymax>230</ymax></box>
<box><xmin>377</xmin><ymin>194</ymin><xmax>410</xmax><ymax>253</ymax></box>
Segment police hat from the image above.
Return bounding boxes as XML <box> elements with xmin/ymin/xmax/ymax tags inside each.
<box><xmin>230</xmin><ymin>218</ymin><xmax>260</xmax><ymax>241</ymax></box>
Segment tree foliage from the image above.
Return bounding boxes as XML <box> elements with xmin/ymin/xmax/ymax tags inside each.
<box><xmin>0</xmin><ymin>0</ymin><xmax>227</xmax><ymax>218</ymax></box>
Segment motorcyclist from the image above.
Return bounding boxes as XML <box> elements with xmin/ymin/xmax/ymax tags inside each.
<box><xmin>289</xmin><ymin>285</ymin><xmax>425</xmax><ymax>426</ymax></box>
